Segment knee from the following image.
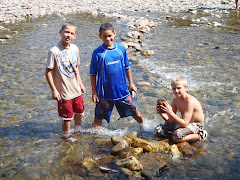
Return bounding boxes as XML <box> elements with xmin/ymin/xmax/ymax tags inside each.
<box><xmin>173</xmin><ymin>129</ymin><xmax>184</xmax><ymax>140</ymax></box>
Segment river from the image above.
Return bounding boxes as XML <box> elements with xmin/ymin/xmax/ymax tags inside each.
<box><xmin>0</xmin><ymin>11</ymin><xmax>239</xmax><ymax>179</ymax></box>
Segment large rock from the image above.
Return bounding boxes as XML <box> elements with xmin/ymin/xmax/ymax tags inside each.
<box><xmin>155</xmin><ymin>140</ymin><xmax>171</xmax><ymax>153</ymax></box>
<box><xmin>140</xmin><ymin>152</ymin><xmax>168</xmax><ymax>178</ymax></box>
<box><xmin>111</xmin><ymin>140</ymin><xmax>129</xmax><ymax>155</ymax></box>
<box><xmin>78</xmin><ymin>157</ymin><xmax>104</xmax><ymax>177</ymax></box>
<box><xmin>141</xmin><ymin>50</ymin><xmax>155</xmax><ymax>56</ymax></box>
<box><xmin>118</xmin><ymin>147</ymin><xmax>144</xmax><ymax>159</ymax></box>
<box><xmin>111</xmin><ymin>136</ymin><xmax>127</xmax><ymax>145</ymax></box>
<box><xmin>176</xmin><ymin>142</ymin><xmax>196</xmax><ymax>157</ymax></box>
<box><xmin>120</xmin><ymin>167</ymin><xmax>142</xmax><ymax>177</ymax></box>
<box><xmin>170</xmin><ymin>144</ymin><xmax>182</xmax><ymax>157</ymax></box>
<box><xmin>123</xmin><ymin>133</ymin><xmax>138</xmax><ymax>144</ymax></box>
<box><xmin>131</xmin><ymin>137</ymin><xmax>157</xmax><ymax>152</ymax></box>
<box><xmin>116</xmin><ymin>156</ymin><xmax>143</xmax><ymax>171</ymax></box>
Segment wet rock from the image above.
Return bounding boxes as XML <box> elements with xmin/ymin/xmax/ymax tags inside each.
<box><xmin>127</xmin><ymin>31</ymin><xmax>141</xmax><ymax>39</ymax></box>
<box><xmin>155</xmin><ymin>140</ymin><xmax>171</xmax><ymax>153</ymax></box>
<box><xmin>141</xmin><ymin>50</ymin><xmax>154</xmax><ymax>56</ymax></box>
<box><xmin>131</xmin><ymin>137</ymin><xmax>157</xmax><ymax>152</ymax></box>
<box><xmin>176</xmin><ymin>142</ymin><xmax>196</xmax><ymax>157</ymax></box>
<box><xmin>111</xmin><ymin>136</ymin><xmax>127</xmax><ymax>145</ymax></box>
<box><xmin>3</xmin><ymin>35</ymin><xmax>12</xmax><ymax>39</ymax></box>
<box><xmin>157</xmin><ymin>98</ymin><xmax>166</xmax><ymax>113</ymax></box>
<box><xmin>120</xmin><ymin>167</ymin><xmax>134</xmax><ymax>176</ymax></box>
<box><xmin>140</xmin><ymin>152</ymin><xmax>168</xmax><ymax>178</ymax></box>
<box><xmin>120</xmin><ymin>167</ymin><xmax>142</xmax><ymax>177</ymax></box>
<box><xmin>97</xmin><ymin>155</ymin><xmax>116</xmax><ymax>164</ymax></box>
<box><xmin>170</xmin><ymin>144</ymin><xmax>182</xmax><ymax>157</ymax></box>
<box><xmin>123</xmin><ymin>133</ymin><xmax>138</xmax><ymax>144</ymax></box>
<box><xmin>78</xmin><ymin>157</ymin><xmax>104</xmax><ymax>177</ymax></box>
<box><xmin>136</xmin><ymin>81</ymin><xmax>151</xmax><ymax>86</ymax></box>
<box><xmin>99</xmin><ymin>166</ymin><xmax>118</xmax><ymax>173</ymax></box>
<box><xmin>118</xmin><ymin>147</ymin><xmax>144</xmax><ymax>159</ymax></box>
<box><xmin>116</xmin><ymin>156</ymin><xmax>143</xmax><ymax>171</ymax></box>
<box><xmin>213</xmin><ymin>22</ymin><xmax>222</xmax><ymax>27</ymax></box>
<box><xmin>111</xmin><ymin>140</ymin><xmax>129</xmax><ymax>155</ymax></box>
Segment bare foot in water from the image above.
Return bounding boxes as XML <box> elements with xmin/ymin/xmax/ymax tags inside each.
<box><xmin>62</xmin><ymin>135</ymin><xmax>77</xmax><ymax>143</ymax></box>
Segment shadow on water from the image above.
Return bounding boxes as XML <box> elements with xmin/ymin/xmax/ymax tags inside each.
<box><xmin>0</xmin><ymin>121</ymin><xmax>59</xmax><ymax>139</ymax></box>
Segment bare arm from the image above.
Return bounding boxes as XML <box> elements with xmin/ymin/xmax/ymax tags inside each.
<box><xmin>76</xmin><ymin>66</ymin><xmax>86</xmax><ymax>94</ymax></box>
<box><xmin>162</xmin><ymin>101</ymin><xmax>193</xmax><ymax>128</ymax></box>
<box><xmin>125</xmin><ymin>68</ymin><xmax>137</xmax><ymax>92</ymax></box>
<box><xmin>45</xmin><ymin>67</ymin><xmax>61</xmax><ymax>101</ymax></box>
<box><xmin>157</xmin><ymin>100</ymin><xmax>176</xmax><ymax>124</ymax></box>
<box><xmin>90</xmin><ymin>75</ymin><xmax>99</xmax><ymax>104</ymax></box>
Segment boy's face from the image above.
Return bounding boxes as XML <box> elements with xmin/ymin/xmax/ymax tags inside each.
<box><xmin>171</xmin><ymin>82</ymin><xmax>188</xmax><ymax>98</ymax></box>
<box><xmin>59</xmin><ymin>25</ymin><xmax>76</xmax><ymax>47</ymax></box>
<box><xmin>99</xmin><ymin>30</ymin><xmax>116</xmax><ymax>48</ymax></box>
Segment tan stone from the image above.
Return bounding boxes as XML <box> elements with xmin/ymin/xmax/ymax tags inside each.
<box><xmin>140</xmin><ymin>152</ymin><xmax>168</xmax><ymax>177</ymax></box>
<box><xmin>116</xmin><ymin>156</ymin><xmax>143</xmax><ymax>171</ymax></box>
<box><xmin>111</xmin><ymin>140</ymin><xmax>129</xmax><ymax>155</ymax></box>
<box><xmin>176</xmin><ymin>142</ymin><xmax>196</xmax><ymax>157</ymax></box>
<box><xmin>155</xmin><ymin>140</ymin><xmax>170</xmax><ymax>153</ymax></box>
<box><xmin>141</xmin><ymin>50</ymin><xmax>155</xmax><ymax>56</ymax></box>
<box><xmin>170</xmin><ymin>144</ymin><xmax>182</xmax><ymax>156</ymax></box>
<box><xmin>131</xmin><ymin>137</ymin><xmax>157</xmax><ymax>152</ymax></box>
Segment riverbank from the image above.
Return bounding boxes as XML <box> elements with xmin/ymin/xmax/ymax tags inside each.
<box><xmin>0</xmin><ymin>0</ymin><xmax>235</xmax><ymax>23</ymax></box>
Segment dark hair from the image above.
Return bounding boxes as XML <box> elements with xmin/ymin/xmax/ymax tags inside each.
<box><xmin>99</xmin><ymin>23</ymin><xmax>114</xmax><ymax>33</ymax></box>
<box><xmin>61</xmin><ymin>22</ymin><xmax>77</xmax><ymax>31</ymax></box>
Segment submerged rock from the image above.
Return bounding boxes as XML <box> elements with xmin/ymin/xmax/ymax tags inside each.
<box><xmin>176</xmin><ymin>142</ymin><xmax>196</xmax><ymax>157</ymax></box>
<box><xmin>141</xmin><ymin>50</ymin><xmax>155</xmax><ymax>56</ymax></box>
<box><xmin>120</xmin><ymin>167</ymin><xmax>142</xmax><ymax>177</ymax></box>
<box><xmin>140</xmin><ymin>152</ymin><xmax>168</xmax><ymax>178</ymax></box>
<box><xmin>78</xmin><ymin>157</ymin><xmax>104</xmax><ymax>177</ymax></box>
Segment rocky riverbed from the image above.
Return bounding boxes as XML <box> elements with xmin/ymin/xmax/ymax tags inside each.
<box><xmin>0</xmin><ymin>0</ymin><xmax>236</xmax><ymax>23</ymax></box>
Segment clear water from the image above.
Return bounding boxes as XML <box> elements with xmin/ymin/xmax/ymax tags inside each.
<box><xmin>0</xmin><ymin>11</ymin><xmax>239</xmax><ymax>179</ymax></box>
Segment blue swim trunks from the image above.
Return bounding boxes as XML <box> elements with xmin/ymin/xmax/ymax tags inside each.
<box><xmin>95</xmin><ymin>93</ymin><xmax>139</xmax><ymax>123</ymax></box>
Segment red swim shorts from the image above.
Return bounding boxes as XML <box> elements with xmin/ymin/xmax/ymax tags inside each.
<box><xmin>58</xmin><ymin>95</ymin><xmax>84</xmax><ymax>120</ymax></box>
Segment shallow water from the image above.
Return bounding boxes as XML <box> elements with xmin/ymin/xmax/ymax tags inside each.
<box><xmin>0</xmin><ymin>11</ymin><xmax>239</xmax><ymax>179</ymax></box>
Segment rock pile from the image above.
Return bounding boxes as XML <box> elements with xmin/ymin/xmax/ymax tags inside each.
<box><xmin>76</xmin><ymin>132</ymin><xmax>200</xmax><ymax>178</ymax></box>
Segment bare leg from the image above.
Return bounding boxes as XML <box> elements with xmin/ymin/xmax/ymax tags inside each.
<box><xmin>74</xmin><ymin>113</ymin><xmax>82</xmax><ymax>129</ymax></box>
<box><xmin>133</xmin><ymin>112</ymin><xmax>144</xmax><ymax>124</ymax></box>
<box><xmin>236</xmin><ymin>0</ymin><xmax>239</xmax><ymax>10</ymax></box>
<box><xmin>62</xmin><ymin>120</ymin><xmax>71</xmax><ymax>136</ymax></box>
<box><xmin>172</xmin><ymin>133</ymin><xmax>200</xmax><ymax>143</ymax></box>
<box><xmin>93</xmin><ymin>118</ymin><xmax>102</xmax><ymax>127</ymax></box>
<box><xmin>62</xmin><ymin>120</ymin><xmax>77</xmax><ymax>143</ymax></box>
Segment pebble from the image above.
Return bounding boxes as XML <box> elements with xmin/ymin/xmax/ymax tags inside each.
<box><xmin>0</xmin><ymin>0</ymin><xmax>235</xmax><ymax>24</ymax></box>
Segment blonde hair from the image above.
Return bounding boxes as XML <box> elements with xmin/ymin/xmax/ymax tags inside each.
<box><xmin>171</xmin><ymin>76</ymin><xmax>188</xmax><ymax>87</ymax></box>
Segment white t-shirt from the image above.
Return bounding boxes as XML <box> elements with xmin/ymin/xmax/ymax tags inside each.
<box><xmin>46</xmin><ymin>42</ymin><xmax>82</xmax><ymax>100</ymax></box>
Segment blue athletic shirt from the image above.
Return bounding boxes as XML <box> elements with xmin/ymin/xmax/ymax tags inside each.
<box><xmin>90</xmin><ymin>43</ymin><xmax>130</xmax><ymax>100</ymax></box>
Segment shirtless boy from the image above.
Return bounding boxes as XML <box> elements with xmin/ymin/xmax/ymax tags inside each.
<box><xmin>156</xmin><ymin>76</ymin><xmax>207</xmax><ymax>142</ymax></box>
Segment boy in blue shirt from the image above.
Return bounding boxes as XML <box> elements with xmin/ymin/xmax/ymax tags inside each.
<box><xmin>90</xmin><ymin>23</ymin><xmax>144</xmax><ymax>127</ymax></box>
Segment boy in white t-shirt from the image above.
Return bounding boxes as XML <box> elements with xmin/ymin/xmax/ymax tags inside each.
<box><xmin>45</xmin><ymin>22</ymin><xmax>85</xmax><ymax>143</ymax></box>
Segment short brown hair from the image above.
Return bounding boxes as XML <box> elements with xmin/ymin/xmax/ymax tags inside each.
<box><xmin>99</xmin><ymin>23</ymin><xmax>114</xmax><ymax>33</ymax></box>
<box><xmin>61</xmin><ymin>22</ymin><xmax>77</xmax><ymax>31</ymax></box>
